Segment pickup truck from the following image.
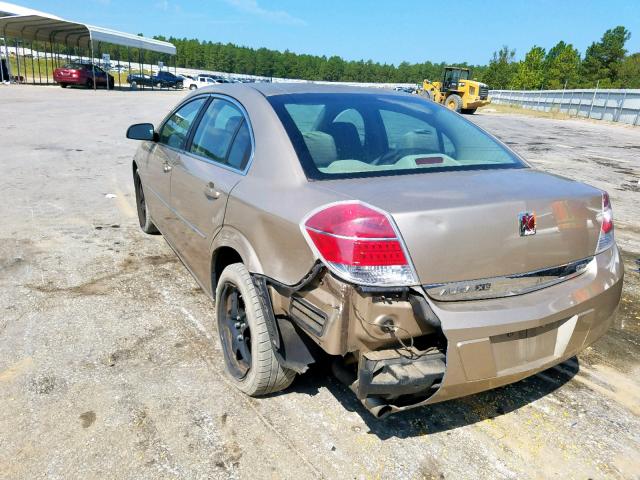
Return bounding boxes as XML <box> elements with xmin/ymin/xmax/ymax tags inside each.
<box><xmin>126</xmin><ymin>71</ymin><xmax>183</xmax><ymax>89</ymax></box>
<box><xmin>185</xmin><ymin>75</ymin><xmax>220</xmax><ymax>90</ymax></box>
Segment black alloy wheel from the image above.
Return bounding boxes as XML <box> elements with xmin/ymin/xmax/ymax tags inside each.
<box><xmin>219</xmin><ymin>282</ymin><xmax>252</xmax><ymax>379</ymax></box>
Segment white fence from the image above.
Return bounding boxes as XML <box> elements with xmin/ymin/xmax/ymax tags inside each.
<box><xmin>489</xmin><ymin>89</ymin><xmax>640</xmax><ymax>126</ymax></box>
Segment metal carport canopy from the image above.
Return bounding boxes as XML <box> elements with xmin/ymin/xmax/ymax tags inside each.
<box><xmin>0</xmin><ymin>14</ymin><xmax>176</xmax><ymax>55</ymax></box>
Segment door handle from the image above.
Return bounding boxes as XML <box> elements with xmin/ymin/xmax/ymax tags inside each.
<box><xmin>163</xmin><ymin>162</ymin><xmax>172</xmax><ymax>173</ymax></box>
<box><xmin>204</xmin><ymin>182</ymin><xmax>221</xmax><ymax>200</ymax></box>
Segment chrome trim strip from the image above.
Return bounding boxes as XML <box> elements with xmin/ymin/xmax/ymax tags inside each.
<box><xmin>424</xmin><ymin>256</ymin><xmax>594</xmax><ymax>301</ymax></box>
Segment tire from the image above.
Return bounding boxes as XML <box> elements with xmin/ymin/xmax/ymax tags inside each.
<box><xmin>156</xmin><ymin>82</ymin><xmax>162</xmax><ymax>88</ymax></box>
<box><xmin>445</xmin><ymin>94</ymin><xmax>463</xmax><ymax>112</ymax></box>
<box><xmin>189</xmin><ymin>84</ymin><xmax>197</xmax><ymax>90</ymax></box>
<box><xmin>215</xmin><ymin>263</ymin><xmax>295</xmax><ymax>396</ymax></box>
<box><xmin>107</xmin><ymin>79</ymin><xmax>115</xmax><ymax>90</ymax></box>
<box><xmin>60</xmin><ymin>83</ymin><xmax>67</xmax><ymax>88</ymax></box>
<box><xmin>461</xmin><ymin>108</ymin><xmax>477</xmax><ymax>115</ymax></box>
<box><xmin>134</xmin><ymin>170</ymin><xmax>160</xmax><ymax>234</ymax></box>
<box><xmin>86</xmin><ymin>79</ymin><xmax>94</xmax><ymax>89</ymax></box>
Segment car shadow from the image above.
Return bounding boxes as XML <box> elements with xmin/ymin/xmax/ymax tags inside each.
<box><xmin>286</xmin><ymin>356</ymin><xmax>580</xmax><ymax>440</ymax></box>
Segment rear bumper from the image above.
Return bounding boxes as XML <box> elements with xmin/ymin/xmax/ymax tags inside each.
<box><xmin>53</xmin><ymin>76</ymin><xmax>84</xmax><ymax>85</ymax></box>
<box><xmin>374</xmin><ymin>246</ymin><xmax>623</xmax><ymax>415</ymax></box>
<box><xmin>271</xmin><ymin>246</ymin><xmax>623</xmax><ymax>417</ymax></box>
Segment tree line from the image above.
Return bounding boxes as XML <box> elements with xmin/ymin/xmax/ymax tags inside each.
<box><xmin>149</xmin><ymin>25</ymin><xmax>637</xmax><ymax>89</ymax></box>
<box><xmin>484</xmin><ymin>26</ymin><xmax>638</xmax><ymax>89</ymax></box>
<box><xmin>150</xmin><ymin>35</ymin><xmax>481</xmax><ymax>84</ymax></box>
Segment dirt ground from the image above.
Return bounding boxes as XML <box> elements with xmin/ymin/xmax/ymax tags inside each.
<box><xmin>0</xmin><ymin>86</ymin><xmax>638</xmax><ymax>480</ymax></box>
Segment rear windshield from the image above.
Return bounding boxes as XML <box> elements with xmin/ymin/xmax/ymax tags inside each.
<box><xmin>268</xmin><ymin>93</ymin><xmax>525</xmax><ymax>180</ymax></box>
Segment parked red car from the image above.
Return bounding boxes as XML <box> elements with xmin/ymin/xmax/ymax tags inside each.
<box><xmin>53</xmin><ymin>63</ymin><xmax>115</xmax><ymax>89</ymax></box>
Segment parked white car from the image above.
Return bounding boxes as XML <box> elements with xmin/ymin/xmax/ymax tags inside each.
<box><xmin>186</xmin><ymin>75</ymin><xmax>219</xmax><ymax>90</ymax></box>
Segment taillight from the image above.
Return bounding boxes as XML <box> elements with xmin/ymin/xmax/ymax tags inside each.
<box><xmin>596</xmin><ymin>191</ymin><xmax>614</xmax><ymax>253</ymax></box>
<box><xmin>302</xmin><ymin>201</ymin><xmax>417</xmax><ymax>286</ymax></box>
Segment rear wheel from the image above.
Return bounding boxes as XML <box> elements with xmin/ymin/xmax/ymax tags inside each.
<box><xmin>216</xmin><ymin>263</ymin><xmax>295</xmax><ymax>396</ymax></box>
<box><xmin>461</xmin><ymin>108</ymin><xmax>477</xmax><ymax>115</ymax></box>
<box><xmin>134</xmin><ymin>170</ymin><xmax>159</xmax><ymax>234</ymax></box>
<box><xmin>85</xmin><ymin>78</ymin><xmax>94</xmax><ymax>89</ymax></box>
<box><xmin>60</xmin><ymin>83</ymin><xmax>67</xmax><ymax>88</ymax></box>
<box><xmin>445</xmin><ymin>94</ymin><xmax>462</xmax><ymax>112</ymax></box>
<box><xmin>156</xmin><ymin>81</ymin><xmax>162</xmax><ymax>88</ymax></box>
<box><xmin>189</xmin><ymin>84</ymin><xmax>197</xmax><ymax>90</ymax></box>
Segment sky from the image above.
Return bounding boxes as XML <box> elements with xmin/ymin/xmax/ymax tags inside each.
<box><xmin>9</xmin><ymin>0</ymin><xmax>640</xmax><ymax>65</ymax></box>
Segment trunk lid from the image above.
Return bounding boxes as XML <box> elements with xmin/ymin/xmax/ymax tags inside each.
<box><xmin>317</xmin><ymin>169</ymin><xmax>603</xmax><ymax>285</ymax></box>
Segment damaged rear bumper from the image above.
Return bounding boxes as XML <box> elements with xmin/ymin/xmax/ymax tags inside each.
<box><xmin>359</xmin><ymin>246</ymin><xmax>623</xmax><ymax>417</ymax></box>
<box><xmin>268</xmin><ymin>247</ymin><xmax>623</xmax><ymax>418</ymax></box>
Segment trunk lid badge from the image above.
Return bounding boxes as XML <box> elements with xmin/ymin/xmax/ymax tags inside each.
<box><xmin>519</xmin><ymin>212</ymin><xmax>536</xmax><ymax>236</ymax></box>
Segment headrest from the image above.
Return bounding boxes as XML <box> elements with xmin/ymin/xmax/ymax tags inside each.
<box><xmin>398</xmin><ymin>129</ymin><xmax>439</xmax><ymax>152</ymax></box>
<box><xmin>324</xmin><ymin>122</ymin><xmax>363</xmax><ymax>160</ymax></box>
<box><xmin>302</xmin><ymin>131</ymin><xmax>337</xmax><ymax>168</ymax></box>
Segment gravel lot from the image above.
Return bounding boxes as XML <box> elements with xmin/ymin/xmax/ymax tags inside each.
<box><xmin>1</xmin><ymin>86</ymin><xmax>638</xmax><ymax>480</ymax></box>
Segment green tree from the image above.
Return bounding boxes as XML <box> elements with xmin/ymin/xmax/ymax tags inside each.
<box><xmin>543</xmin><ymin>41</ymin><xmax>581</xmax><ymax>89</ymax></box>
<box><xmin>582</xmin><ymin>26</ymin><xmax>631</xmax><ymax>86</ymax></box>
<box><xmin>617</xmin><ymin>52</ymin><xmax>640</xmax><ymax>88</ymax></box>
<box><xmin>482</xmin><ymin>46</ymin><xmax>517</xmax><ymax>89</ymax></box>
<box><xmin>513</xmin><ymin>46</ymin><xmax>546</xmax><ymax>89</ymax></box>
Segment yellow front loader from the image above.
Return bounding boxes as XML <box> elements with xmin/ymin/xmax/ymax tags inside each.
<box><xmin>421</xmin><ymin>66</ymin><xmax>490</xmax><ymax>114</ymax></box>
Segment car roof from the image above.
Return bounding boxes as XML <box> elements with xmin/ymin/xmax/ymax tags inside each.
<box><xmin>247</xmin><ymin>82</ymin><xmax>399</xmax><ymax>97</ymax></box>
<box><xmin>191</xmin><ymin>82</ymin><xmax>405</xmax><ymax>98</ymax></box>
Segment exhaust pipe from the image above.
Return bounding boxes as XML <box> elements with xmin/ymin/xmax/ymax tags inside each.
<box><xmin>362</xmin><ymin>397</ymin><xmax>395</xmax><ymax>419</ymax></box>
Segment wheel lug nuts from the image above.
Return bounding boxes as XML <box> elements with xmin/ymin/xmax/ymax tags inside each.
<box><xmin>235</xmin><ymin>322</ymin><xmax>241</xmax><ymax>329</ymax></box>
<box><xmin>236</xmin><ymin>334</ymin><xmax>243</xmax><ymax>342</ymax></box>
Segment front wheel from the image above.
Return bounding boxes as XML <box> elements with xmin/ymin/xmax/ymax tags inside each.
<box><xmin>445</xmin><ymin>94</ymin><xmax>463</xmax><ymax>112</ymax></box>
<box><xmin>216</xmin><ymin>263</ymin><xmax>295</xmax><ymax>396</ymax></box>
<box><xmin>60</xmin><ymin>83</ymin><xmax>67</xmax><ymax>88</ymax></box>
<box><xmin>134</xmin><ymin>170</ymin><xmax>159</xmax><ymax>234</ymax></box>
<box><xmin>189</xmin><ymin>84</ymin><xmax>197</xmax><ymax>90</ymax></box>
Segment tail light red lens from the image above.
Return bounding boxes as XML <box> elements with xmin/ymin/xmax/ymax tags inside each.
<box><xmin>302</xmin><ymin>202</ymin><xmax>417</xmax><ymax>286</ymax></box>
<box><xmin>601</xmin><ymin>192</ymin><xmax>613</xmax><ymax>234</ymax></box>
<box><xmin>596</xmin><ymin>191</ymin><xmax>614</xmax><ymax>253</ymax></box>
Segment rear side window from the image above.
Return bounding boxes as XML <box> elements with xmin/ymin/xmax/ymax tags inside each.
<box><xmin>190</xmin><ymin>99</ymin><xmax>245</xmax><ymax>165</ymax></box>
<box><xmin>226</xmin><ymin>121</ymin><xmax>251</xmax><ymax>170</ymax></box>
<box><xmin>158</xmin><ymin>98</ymin><xmax>206</xmax><ymax>150</ymax></box>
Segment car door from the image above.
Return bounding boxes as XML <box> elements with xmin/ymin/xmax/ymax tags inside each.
<box><xmin>143</xmin><ymin>97</ymin><xmax>207</xmax><ymax>235</ymax></box>
<box><xmin>170</xmin><ymin>96</ymin><xmax>253</xmax><ymax>283</ymax></box>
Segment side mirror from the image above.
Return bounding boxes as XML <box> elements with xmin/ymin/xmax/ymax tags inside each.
<box><xmin>126</xmin><ymin>123</ymin><xmax>156</xmax><ymax>141</ymax></box>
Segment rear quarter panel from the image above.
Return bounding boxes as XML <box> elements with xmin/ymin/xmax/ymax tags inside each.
<box><xmin>218</xmin><ymin>86</ymin><xmax>348</xmax><ymax>284</ymax></box>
